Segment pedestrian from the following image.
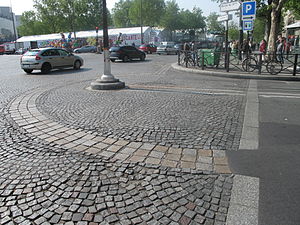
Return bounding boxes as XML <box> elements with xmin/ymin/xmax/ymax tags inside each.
<box><xmin>183</xmin><ymin>42</ymin><xmax>190</xmax><ymax>51</ymax></box>
<box><xmin>242</xmin><ymin>39</ymin><xmax>250</xmax><ymax>59</ymax></box>
<box><xmin>285</xmin><ymin>39</ymin><xmax>291</xmax><ymax>59</ymax></box>
<box><xmin>276</xmin><ymin>38</ymin><xmax>284</xmax><ymax>63</ymax></box>
<box><xmin>259</xmin><ymin>39</ymin><xmax>267</xmax><ymax>61</ymax></box>
<box><xmin>132</xmin><ymin>42</ymin><xmax>136</xmax><ymax>47</ymax></box>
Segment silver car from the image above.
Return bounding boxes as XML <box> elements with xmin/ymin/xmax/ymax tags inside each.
<box><xmin>157</xmin><ymin>45</ymin><xmax>177</xmax><ymax>55</ymax></box>
<box><xmin>20</xmin><ymin>48</ymin><xmax>84</xmax><ymax>74</ymax></box>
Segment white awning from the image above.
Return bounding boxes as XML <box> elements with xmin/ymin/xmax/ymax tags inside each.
<box><xmin>16</xmin><ymin>26</ymin><xmax>150</xmax><ymax>42</ymax></box>
<box><xmin>286</xmin><ymin>21</ymin><xmax>300</xmax><ymax>29</ymax></box>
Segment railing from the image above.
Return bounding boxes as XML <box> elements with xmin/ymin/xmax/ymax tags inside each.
<box><xmin>178</xmin><ymin>50</ymin><xmax>300</xmax><ymax>76</ymax></box>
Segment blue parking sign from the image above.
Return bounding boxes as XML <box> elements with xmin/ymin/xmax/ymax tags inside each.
<box><xmin>242</xmin><ymin>1</ymin><xmax>256</xmax><ymax>19</ymax></box>
<box><xmin>243</xmin><ymin>20</ymin><xmax>253</xmax><ymax>31</ymax></box>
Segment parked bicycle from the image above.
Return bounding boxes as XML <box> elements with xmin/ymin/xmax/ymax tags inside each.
<box><xmin>242</xmin><ymin>53</ymin><xmax>283</xmax><ymax>75</ymax></box>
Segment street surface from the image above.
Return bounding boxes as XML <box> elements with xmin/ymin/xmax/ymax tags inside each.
<box><xmin>0</xmin><ymin>53</ymin><xmax>299</xmax><ymax>225</ymax></box>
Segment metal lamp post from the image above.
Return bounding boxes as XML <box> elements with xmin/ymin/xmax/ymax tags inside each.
<box><xmin>90</xmin><ymin>0</ymin><xmax>125</xmax><ymax>90</ymax></box>
<box><xmin>140</xmin><ymin>0</ymin><xmax>143</xmax><ymax>45</ymax></box>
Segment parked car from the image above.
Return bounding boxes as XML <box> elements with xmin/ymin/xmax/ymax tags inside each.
<box><xmin>15</xmin><ymin>48</ymin><xmax>27</xmax><ymax>55</ymax></box>
<box><xmin>109</xmin><ymin>46</ymin><xmax>146</xmax><ymax>62</ymax></box>
<box><xmin>0</xmin><ymin>45</ymin><xmax>4</xmax><ymax>55</ymax></box>
<box><xmin>73</xmin><ymin>45</ymin><xmax>97</xmax><ymax>53</ymax></box>
<box><xmin>174</xmin><ymin>43</ymin><xmax>183</xmax><ymax>52</ymax></box>
<box><xmin>20</xmin><ymin>47</ymin><xmax>84</xmax><ymax>74</ymax></box>
<box><xmin>139</xmin><ymin>44</ymin><xmax>157</xmax><ymax>54</ymax></box>
<box><xmin>157</xmin><ymin>45</ymin><xmax>177</xmax><ymax>55</ymax></box>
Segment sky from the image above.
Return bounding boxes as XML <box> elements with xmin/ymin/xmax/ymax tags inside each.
<box><xmin>1</xmin><ymin>0</ymin><xmax>220</xmax><ymax>17</ymax></box>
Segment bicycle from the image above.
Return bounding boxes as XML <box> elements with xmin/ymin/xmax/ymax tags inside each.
<box><xmin>180</xmin><ymin>51</ymin><xmax>198</xmax><ymax>67</ymax></box>
<box><xmin>242</xmin><ymin>54</ymin><xmax>283</xmax><ymax>75</ymax></box>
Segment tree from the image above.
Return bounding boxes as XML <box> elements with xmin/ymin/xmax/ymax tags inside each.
<box><xmin>18</xmin><ymin>11</ymin><xmax>49</xmax><ymax>36</ymax></box>
<box><xmin>284</xmin><ymin>0</ymin><xmax>300</xmax><ymax>19</ymax></box>
<box><xmin>177</xmin><ymin>7</ymin><xmax>206</xmax><ymax>41</ymax></box>
<box><xmin>228</xmin><ymin>22</ymin><xmax>239</xmax><ymax>40</ymax></box>
<box><xmin>129</xmin><ymin>0</ymin><xmax>165</xmax><ymax>27</ymax></box>
<box><xmin>112</xmin><ymin>0</ymin><xmax>134</xmax><ymax>27</ymax></box>
<box><xmin>206</xmin><ymin>12</ymin><xmax>224</xmax><ymax>34</ymax></box>
<box><xmin>160</xmin><ymin>0</ymin><xmax>181</xmax><ymax>40</ymax></box>
<box><xmin>19</xmin><ymin>0</ymin><xmax>112</xmax><ymax>36</ymax></box>
<box><xmin>268</xmin><ymin>0</ymin><xmax>289</xmax><ymax>53</ymax></box>
<box><xmin>253</xmin><ymin>17</ymin><xmax>265</xmax><ymax>43</ymax></box>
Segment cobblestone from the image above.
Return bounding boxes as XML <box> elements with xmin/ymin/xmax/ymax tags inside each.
<box><xmin>0</xmin><ymin>69</ymin><xmax>243</xmax><ymax>225</ymax></box>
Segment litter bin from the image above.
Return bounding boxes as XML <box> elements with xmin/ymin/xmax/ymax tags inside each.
<box><xmin>198</xmin><ymin>49</ymin><xmax>221</xmax><ymax>67</ymax></box>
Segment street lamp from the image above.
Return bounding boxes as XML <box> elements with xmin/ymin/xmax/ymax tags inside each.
<box><xmin>140</xmin><ymin>0</ymin><xmax>143</xmax><ymax>45</ymax></box>
<box><xmin>90</xmin><ymin>0</ymin><xmax>125</xmax><ymax>90</ymax></box>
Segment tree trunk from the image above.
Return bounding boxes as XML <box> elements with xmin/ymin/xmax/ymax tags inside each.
<box><xmin>264</xmin><ymin>12</ymin><xmax>271</xmax><ymax>42</ymax></box>
<box><xmin>267</xmin><ymin>0</ymin><xmax>288</xmax><ymax>53</ymax></box>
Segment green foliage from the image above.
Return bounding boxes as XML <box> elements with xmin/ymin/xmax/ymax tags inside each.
<box><xmin>177</xmin><ymin>7</ymin><xmax>206</xmax><ymax>35</ymax></box>
<box><xmin>253</xmin><ymin>18</ymin><xmax>265</xmax><ymax>42</ymax></box>
<box><xmin>129</xmin><ymin>0</ymin><xmax>165</xmax><ymax>26</ymax></box>
<box><xmin>112</xmin><ymin>0</ymin><xmax>134</xmax><ymax>27</ymax></box>
<box><xmin>285</xmin><ymin>0</ymin><xmax>300</xmax><ymax>19</ymax></box>
<box><xmin>228</xmin><ymin>22</ymin><xmax>239</xmax><ymax>40</ymax></box>
<box><xmin>160</xmin><ymin>0</ymin><xmax>181</xmax><ymax>31</ymax></box>
<box><xmin>18</xmin><ymin>11</ymin><xmax>50</xmax><ymax>36</ymax></box>
<box><xmin>206</xmin><ymin>12</ymin><xmax>224</xmax><ymax>34</ymax></box>
<box><xmin>18</xmin><ymin>0</ymin><xmax>112</xmax><ymax>36</ymax></box>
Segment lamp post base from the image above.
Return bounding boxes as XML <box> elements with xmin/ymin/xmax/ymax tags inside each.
<box><xmin>90</xmin><ymin>78</ymin><xmax>125</xmax><ymax>90</ymax></box>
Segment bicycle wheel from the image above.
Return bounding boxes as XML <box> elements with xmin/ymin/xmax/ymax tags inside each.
<box><xmin>266</xmin><ymin>60</ymin><xmax>283</xmax><ymax>75</ymax></box>
<box><xmin>242</xmin><ymin>57</ymin><xmax>257</xmax><ymax>72</ymax></box>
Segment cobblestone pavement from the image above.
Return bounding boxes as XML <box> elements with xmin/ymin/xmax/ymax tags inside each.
<box><xmin>35</xmin><ymin>82</ymin><xmax>244</xmax><ymax>151</ymax></box>
<box><xmin>1</xmin><ymin>105</ymin><xmax>233</xmax><ymax>224</ymax></box>
<box><xmin>0</xmin><ymin>54</ymin><xmax>247</xmax><ymax>224</ymax></box>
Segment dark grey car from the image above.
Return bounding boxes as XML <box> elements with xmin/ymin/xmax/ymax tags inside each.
<box><xmin>109</xmin><ymin>46</ymin><xmax>146</xmax><ymax>62</ymax></box>
<box><xmin>73</xmin><ymin>45</ymin><xmax>97</xmax><ymax>53</ymax></box>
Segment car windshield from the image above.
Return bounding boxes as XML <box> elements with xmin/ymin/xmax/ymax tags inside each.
<box><xmin>24</xmin><ymin>50</ymin><xmax>40</xmax><ymax>56</ymax></box>
<box><xmin>140</xmin><ymin>45</ymin><xmax>147</xmax><ymax>47</ymax></box>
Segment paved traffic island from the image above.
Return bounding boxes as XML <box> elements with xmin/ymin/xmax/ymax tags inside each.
<box><xmin>0</xmin><ymin>81</ymin><xmax>242</xmax><ymax>224</ymax></box>
<box><xmin>172</xmin><ymin>63</ymin><xmax>300</xmax><ymax>81</ymax></box>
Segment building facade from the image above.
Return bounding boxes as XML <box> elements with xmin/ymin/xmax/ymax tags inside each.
<box><xmin>0</xmin><ymin>6</ymin><xmax>18</xmax><ymax>43</ymax></box>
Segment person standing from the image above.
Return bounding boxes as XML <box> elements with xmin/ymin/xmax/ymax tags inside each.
<box><xmin>259</xmin><ymin>39</ymin><xmax>267</xmax><ymax>61</ymax></box>
<box><xmin>276</xmin><ymin>38</ymin><xmax>284</xmax><ymax>63</ymax></box>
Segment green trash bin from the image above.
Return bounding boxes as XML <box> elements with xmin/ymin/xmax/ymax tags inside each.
<box><xmin>198</xmin><ymin>49</ymin><xmax>221</xmax><ymax>67</ymax></box>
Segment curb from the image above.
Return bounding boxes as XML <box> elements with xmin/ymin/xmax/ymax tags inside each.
<box><xmin>226</xmin><ymin>175</ymin><xmax>259</xmax><ymax>225</ymax></box>
<box><xmin>172</xmin><ymin>63</ymin><xmax>300</xmax><ymax>81</ymax></box>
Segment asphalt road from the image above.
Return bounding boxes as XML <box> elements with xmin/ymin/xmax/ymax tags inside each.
<box><xmin>227</xmin><ymin>80</ymin><xmax>300</xmax><ymax>225</ymax></box>
<box><xmin>1</xmin><ymin>52</ymin><xmax>300</xmax><ymax>224</ymax></box>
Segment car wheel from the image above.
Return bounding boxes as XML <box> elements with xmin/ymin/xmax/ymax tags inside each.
<box><xmin>140</xmin><ymin>54</ymin><xmax>145</xmax><ymax>61</ymax></box>
<box><xmin>123</xmin><ymin>55</ymin><xmax>129</xmax><ymax>62</ymax></box>
<box><xmin>41</xmin><ymin>63</ymin><xmax>52</xmax><ymax>74</ymax></box>
<box><xmin>111</xmin><ymin>59</ymin><xmax>115</xmax><ymax>62</ymax></box>
<box><xmin>74</xmin><ymin>60</ymin><xmax>81</xmax><ymax>70</ymax></box>
<box><xmin>23</xmin><ymin>69</ymin><xmax>33</xmax><ymax>74</ymax></box>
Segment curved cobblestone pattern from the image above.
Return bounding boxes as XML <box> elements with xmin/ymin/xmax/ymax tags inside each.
<box><xmin>36</xmin><ymin>82</ymin><xmax>244</xmax><ymax>150</ymax></box>
<box><xmin>0</xmin><ymin>108</ymin><xmax>233</xmax><ymax>225</ymax></box>
<box><xmin>7</xmin><ymin>87</ymin><xmax>232</xmax><ymax>173</ymax></box>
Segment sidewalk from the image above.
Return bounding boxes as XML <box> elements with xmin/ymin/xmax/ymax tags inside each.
<box><xmin>0</xmin><ymin>80</ymin><xmax>258</xmax><ymax>225</ymax></box>
<box><xmin>172</xmin><ymin>63</ymin><xmax>300</xmax><ymax>81</ymax></box>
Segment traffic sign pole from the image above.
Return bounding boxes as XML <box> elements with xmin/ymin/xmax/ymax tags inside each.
<box><xmin>239</xmin><ymin>0</ymin><xmax>244</xmax><ymax>60</ymax></box>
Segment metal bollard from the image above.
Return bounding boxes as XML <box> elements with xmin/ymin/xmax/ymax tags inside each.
<box><xmin>293</xmin><ymin>54</ymin><xmax>298</xmax><ymax>76</ymax></box>
<box><xmin>202</xmin><ymin>51</ymin><xmax>205</xmax><ymax>70</ymax></box>
<box><xmin>258</xmin><ymin>54</ymin><xmax>262</xmax><ymax>75</ymax></box>
<box><xmin>226</xmin><ymin>52</ymin><xmax>230</xmax><ymax>72</ymax></box>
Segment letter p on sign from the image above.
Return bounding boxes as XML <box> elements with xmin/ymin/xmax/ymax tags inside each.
<box><xmin>242</xmin><ymin>1</ymin><xmax>256</xmax><ymax>18</ymax></box>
